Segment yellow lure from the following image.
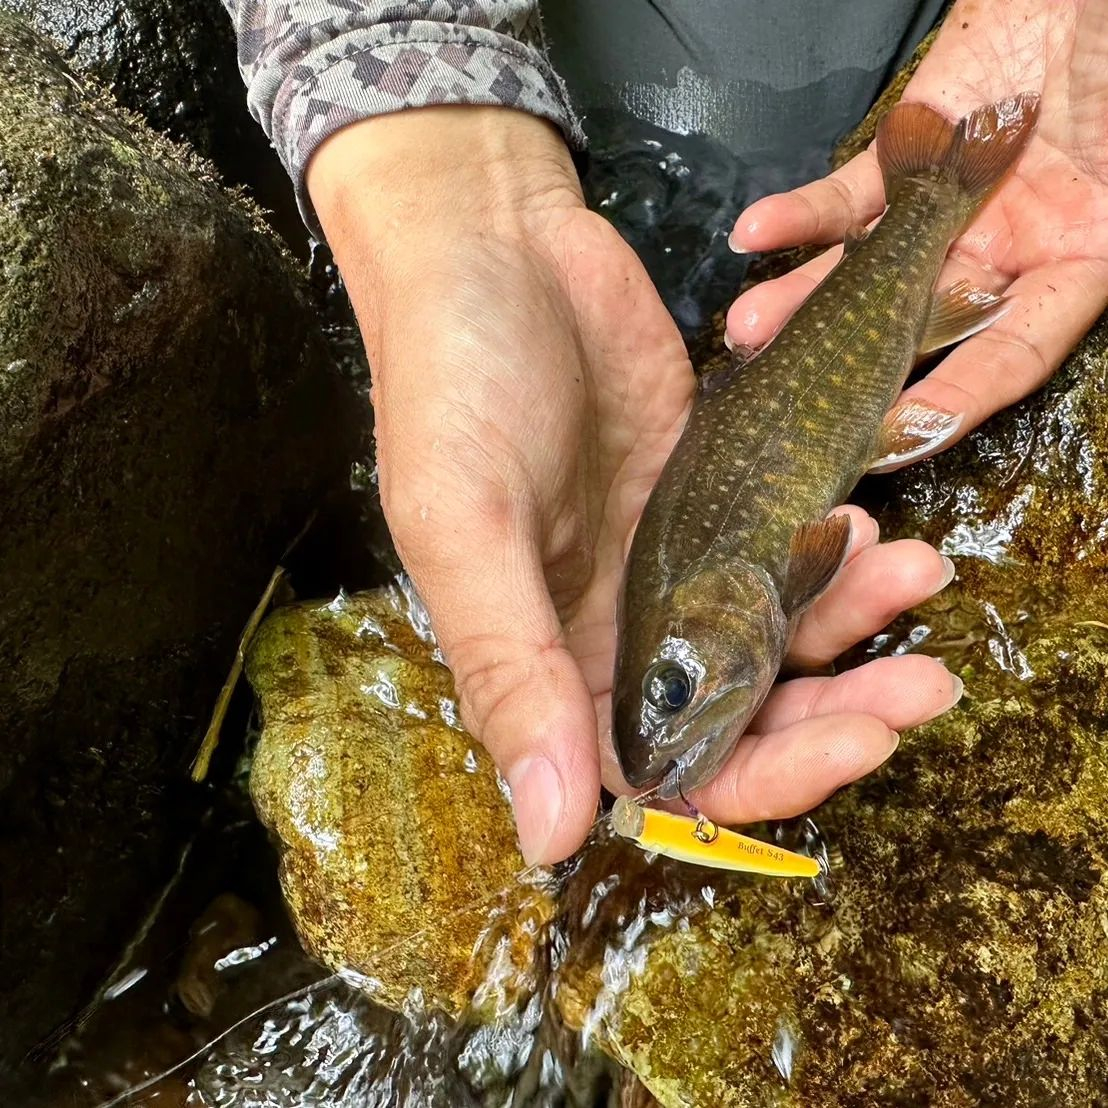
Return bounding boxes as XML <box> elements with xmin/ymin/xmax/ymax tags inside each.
<box><xmin>610</xmin><ymin>795</ymin><xmax>821</xmax><ymax>879</ymax></box>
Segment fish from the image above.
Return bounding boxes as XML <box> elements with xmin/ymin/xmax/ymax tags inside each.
<box><xmin>612</xmin><ymin>92</ymin><xmax>1041</xmax><ymax>798</ymax></box>
<box><xmin>610</xmin><ymin>795</ymin><xmax>821</xmax><ymax>878</ymax></box>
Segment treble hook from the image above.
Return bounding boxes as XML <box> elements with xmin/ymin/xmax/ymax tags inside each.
<box><xmin>673</xmin><ymin>763</ymin><xmax>719</xmax><ymax>845</ymax></box>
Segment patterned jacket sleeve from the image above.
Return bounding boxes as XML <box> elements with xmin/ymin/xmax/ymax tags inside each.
<box><xmin>223</xmin><ymin>1</ymin><xmax>586</xmax><ymax>238</ymax></box>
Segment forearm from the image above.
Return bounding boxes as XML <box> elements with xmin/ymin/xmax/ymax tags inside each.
<box><xmin>220</xmin><ymin>1</ymin><xmax>585</xmax><ymax>237</ymax></box>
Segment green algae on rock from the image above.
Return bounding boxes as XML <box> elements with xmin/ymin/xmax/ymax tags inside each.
<box><xmin>0</xmin><ymin>12</ymin><xmax>363</xmax><ymax>1081</ymax></box>
<box><xmin>247</xmin><ymin>584</ymin><xmax>554</xmax><ymax>1021</ymax></box>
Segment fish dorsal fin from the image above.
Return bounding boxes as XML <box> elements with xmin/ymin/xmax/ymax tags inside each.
<box><xmin>843</xmin><ymin>225</ymin><xmax>871</xmax><ymax>254</ymax></box>
<box><xmin>919</xmin><ymin>278</ymin><xmax>1011</xmax><ymax>354</ymax></box>
<box><xmin>868</xmin><ymin>399</ymin><xmax>964</xmax><ymax>473</ymax></box>
<box><xmin>698</xmin><ymin>343</ymin><xmax>759</xmax><ymax>397</ymax></box>
<box><xmin>876</xmin><ymin>93</ymin><xmax>1039</xmax><ymax>212</ymax></box>
<box><xmin>781</xmin><ymin>514</ymin><xmax>852</xmax><ymax>618</ymax></box>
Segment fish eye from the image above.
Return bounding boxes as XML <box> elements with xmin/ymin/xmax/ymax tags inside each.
<box><xmin>644</xmin><ymin>663</ymin><xmax>693</xmax><ymax>712</ymax></box>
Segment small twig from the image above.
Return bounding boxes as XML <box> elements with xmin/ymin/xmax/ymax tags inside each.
<box><xmin>190</xmin><ymin>565</ymin><xmax>286</xmax><ymax>783</ymax></box>
<box><xmin>190</xmin><ymin>512</ymin><xmax>318</xmax><ymax>782</ymax></box>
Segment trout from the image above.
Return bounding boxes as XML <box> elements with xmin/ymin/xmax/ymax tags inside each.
<box><xmin>613</xmin><ymin>93</ymin><xmax>1040</xmax><ymax>798</ymax></box>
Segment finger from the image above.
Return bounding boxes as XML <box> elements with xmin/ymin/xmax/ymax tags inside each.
<box><xmin>726</xmin><ymin>244</ymin><xmax>842</xmax><ymax>350</ymax></box>
<box><xmin>689</xmin><ymin>712</ymin><xmax>899</xmax><ymax>824</ymax></box>
<box><xmin>729</xmin><ymin>148</ymin><xmax>885</xmax><ymax>253</ymax></box>
<box><xmin>751</xmin><ymin>654</ymin><xmax>963</xmax><ymax>734</ymax></box>
<box><xmin>388</xmin><ymin>497</ymin><xmax>600</xmax><ymax>866</ymax></box>
<box><xmin>829</xmin><ymin>503</ymin><xmax>880</xmax><ymax>561</ymax></box>
<box><xmin>892</xmin><ymin>258</ymin><xmax>1108</xmax><ymax>451</ymax></box>
<box><xmin>789</xmin><ymin>539</ymin><xmax>954</xmax><ymax>668</ymax></box>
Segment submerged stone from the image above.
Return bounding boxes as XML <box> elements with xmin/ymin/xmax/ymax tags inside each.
<box><xmin>247</xmin><ymin>585</ymin><xmax>554</xmax><ymax>1021</ymax></box>
<box><xmin>0</xmin><ymin>13</ymin><xmax>362</xmax><ymax>1084</ymax></box>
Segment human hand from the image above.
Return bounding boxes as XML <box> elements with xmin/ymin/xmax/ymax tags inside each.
<box><xmin>728</xmin><ymin>0</ymin><xmax>1108</xmax><ymax>440</ymax></box>
<box><xmin>308</xmin><ymin>106</ymin><xmax>962</xmax><ymax>865</ymax></box>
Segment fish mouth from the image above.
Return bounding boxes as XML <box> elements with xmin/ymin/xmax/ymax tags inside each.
<box><xmin>652</xmin><ymin>684</ymin><xmax>757</xmax><ymax>799</ymax></box>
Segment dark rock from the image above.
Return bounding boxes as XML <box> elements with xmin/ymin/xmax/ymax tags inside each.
<box><xmin>4</xmin><ymin>0</ymin><xmax>304</xmax><ymax>249</ymax></box>
<box><xmin>0</xmin><ymin>13</ymin><xmax>363</xmax><ymax>1085</ymax></box>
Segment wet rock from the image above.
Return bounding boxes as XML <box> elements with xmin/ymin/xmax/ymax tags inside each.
<box><xmin>551</xmin><ymin>188</ymin><xmax>1108</xmax><ymax>1108</ymax></box>
<box><xmin>173</xmin><ymin>893</ymin><xmax>264</xmax><ymax>1020</ymax></box>
<box><xmin>246</xmin><ymin>585</ymin><xmax>555</xmax><ymax>1020</ymax></box>
<box><xmin>0</xmin><ymin>13</ymin><xmax>363</xmax><ymax>1083</ymax></box>
<box><xmin>4</xmin><ymin>0</ymin><xmax>304</xmax><ymax>246</ymax></box>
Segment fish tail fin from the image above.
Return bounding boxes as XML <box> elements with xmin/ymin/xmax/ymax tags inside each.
<box><xmin>876</xmin><ymin>92</ymin><xmax>1040</xmax><ymax>218</ymax></box>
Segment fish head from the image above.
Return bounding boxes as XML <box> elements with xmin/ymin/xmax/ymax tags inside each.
<box><xmin>612</xmin><ymin>562</ymin><xmax>787</xmax><ymax>795</ymax></box>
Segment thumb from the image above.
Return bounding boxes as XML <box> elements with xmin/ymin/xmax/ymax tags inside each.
<box><xmin>390</xmin><ymin>498</ymin><xmax>601</xmax><ymax>866</ymax></box>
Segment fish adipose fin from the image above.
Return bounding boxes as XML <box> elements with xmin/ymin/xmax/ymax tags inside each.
<box><xmin>869</xmin><ymin>399</ymin><xmax>964</xmax><ymax>474</ymax></box>
<box><xmin>919</xmin><ymin>278</ymin><xmax>1011</xmax><ymax>354</ymax></box>
<box><xmin>782</xmin><ymin>514</ymin><xmax>852</xmax><ymax>617</ymax></box>
<box><xmin>876</xmin><ymin>92</ymin><xmax>1040</xmax><ymax>215</ymax></box>
<box><xmin>843</xmin><ymin>225</ymin><xmax>871</xmax><ymax>254</ymax></box>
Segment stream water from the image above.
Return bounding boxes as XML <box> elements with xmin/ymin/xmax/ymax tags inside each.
<box><xmin>12</xmin><ymin>13</ymin><xmax>1106</xmax><ymax>1101</ymax></box>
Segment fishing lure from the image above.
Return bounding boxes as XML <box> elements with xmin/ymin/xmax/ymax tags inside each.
<box><xmin>611</xmin><ymin>795</ymin><xmax>821</xmax><ymax>879</ymax></box>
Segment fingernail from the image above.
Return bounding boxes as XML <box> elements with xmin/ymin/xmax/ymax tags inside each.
<box><xmin>870</xmin><ymin>517</ymin><xmax>881</xmax><ymax>545</ymax></box>
<box><xmin>888</xmin><ymin>730</ymin><xmax>901</xmax><ymax>752</ymax></box>
<box><xmin>723</xmin><ymin>331</ymin><xmax>735</xmax><ymax>351</ymax></box>
<box><xmin>937</xmin><ymin>555</ymin><xmax>957</xmax><ymax>590</ymax></box>
<box><xmin>506</xmin><ymin>756</ymin><xmax>563</xmax><ymax>865</ymax></box>
<box><xmin>728</xmin><ymin>232</ymin><xmax>753</xmax><ymax>255</ymax></box>
<box><xmin>947</xmin><ymin>673</ymin><xmax>965</xmax><ymax>708</ymax></box>
<box><xmin>728</xmin><ymin>220</ymin><xmax>758</xmax><ymax>254</ymax></box>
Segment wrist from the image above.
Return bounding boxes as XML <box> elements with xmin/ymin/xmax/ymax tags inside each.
<box><xmin>306</xmin><ymin>105</ymin><xmax>584</xmax><ymax>255</ymax></box>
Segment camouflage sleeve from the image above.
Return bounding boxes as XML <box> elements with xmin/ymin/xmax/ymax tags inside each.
<box><xmin>223</xmin><ymin>1</ymin><xmax>586</xmax><ymax>237</ymax></box>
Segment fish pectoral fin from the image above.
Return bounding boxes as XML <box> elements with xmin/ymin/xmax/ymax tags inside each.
<box><xmin>698</xmin><ymin>343</ymin><xmax>759</xmax><ymax>397</ymax></box>
<box><xmin>919</xmin><ymin>279</ymin><xmax>1011</xmax><ymax>355</ymax></box>
<box><xmin>868</xmin><ymin>399</ymin><xmax>964</xmax><ymax>474</ymax></box>
<box><xmin>782</xmin><ymin>514</ymin><xmax>852</xmax><ymax>617</ymax></box>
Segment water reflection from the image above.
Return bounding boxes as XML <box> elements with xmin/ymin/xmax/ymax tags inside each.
<box><xmin>579</xmin><ymin>110</ymin><xmax>835</xmax><ymax>334</ymax></box>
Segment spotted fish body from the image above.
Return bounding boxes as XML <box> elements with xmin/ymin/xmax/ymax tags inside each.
<box><xmin>613</xmin><ymin>93</ymin><xmax>1041</xmax><ymax>797</ymax></box>
<box><xmin>652</xmin><ymin>190</ymin><xmax>952</xmax><ymax>593</ymax></box>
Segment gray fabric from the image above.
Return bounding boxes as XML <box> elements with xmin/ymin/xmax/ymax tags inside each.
<box><xmin>543</xmin><ymin>0</ymin><xmax>945</xmax><ymax>156</ymax></box>
<box><xmin>220</xmin><ymin>1</ymin><xmax>586</xmax><ymax>238</ymax></box>
<box><xmin>219</xmin><ymin>0</ymin><xmax>942</xmax><ymax>244</ymax></box>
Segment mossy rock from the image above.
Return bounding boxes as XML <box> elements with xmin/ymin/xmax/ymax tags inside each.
<box><xmin>4</xmin><ymin>0</ymin><xmax>301</xmax><ymax>243</ymax></box>
<box><xmin>0</xmin><ymin>13</ymin><xmax>362</xmax><ymax>1082</ymax></box>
